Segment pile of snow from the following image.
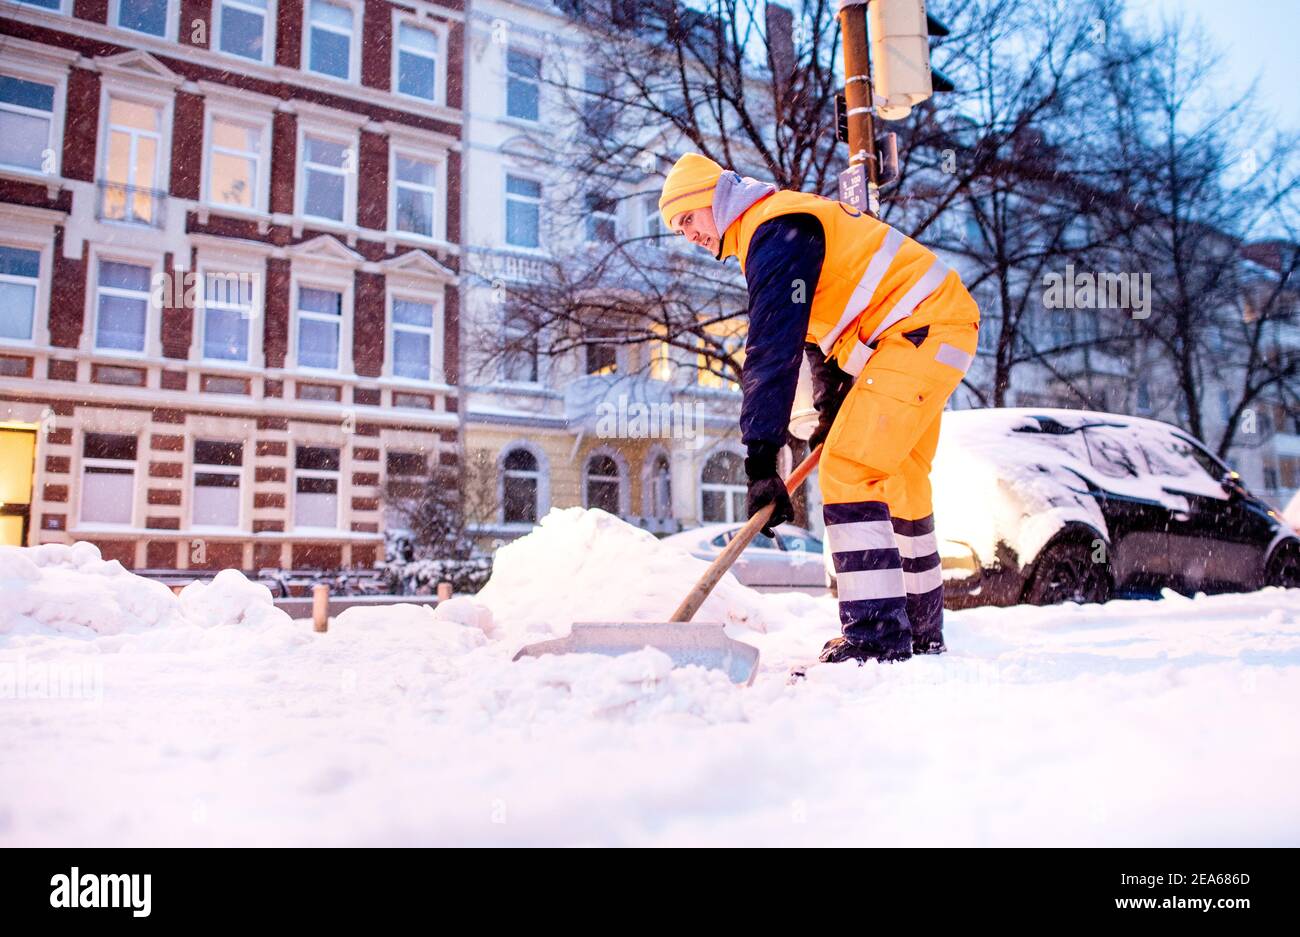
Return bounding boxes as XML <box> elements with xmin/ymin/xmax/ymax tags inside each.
<box><xmin>476</xmin><ymin>506</ymin><xmax>822</xmax><ymax>645</ymax></box>
<box><xmin>0</xmin><ymin>543</ymin><xmax>292</xmax><ymax>637</ymax></box>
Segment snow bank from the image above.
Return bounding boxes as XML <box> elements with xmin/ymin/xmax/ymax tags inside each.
<box><xmin>477</xmin><ymin>506</ymin><xmax>816</xmax><ymax>643</ymax></box>
<box><xmin>0</xmin><ymin>543</ymin><xmax>292</xmax><ymax>638</ymax></box>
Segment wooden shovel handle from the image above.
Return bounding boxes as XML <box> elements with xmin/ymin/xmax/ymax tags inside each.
<box><xmin>669</xmin><ymin>445</ymin><xmax>824</xmax><ymax>623</ymax></box>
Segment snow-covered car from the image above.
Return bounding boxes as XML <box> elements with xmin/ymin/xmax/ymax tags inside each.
<box><xmin>662</xmin><ymin>523</ymin><xmax>827</xmax><ymax>593</ymax></box>
<box><xmin>930</xmin><ymin>408</ymin><xmax>1300</xmax><ymax>607</ymax></box>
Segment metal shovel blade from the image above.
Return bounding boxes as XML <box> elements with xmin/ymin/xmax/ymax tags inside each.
<box><xmin>512</xmin><ymin>622</ymin><xmax>760</xmax><ymax>686</ymax></box>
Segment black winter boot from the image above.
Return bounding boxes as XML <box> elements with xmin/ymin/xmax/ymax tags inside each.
<box><xmin>819</xmin><ymin>636</ymin><xmax>912</xmax><ymax>665</ymax></box>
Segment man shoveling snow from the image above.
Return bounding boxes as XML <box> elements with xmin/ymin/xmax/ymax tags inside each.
<box><xmin>659</xmin><ymin>153</ymin><xmax>981</xmax><ymax>665</ymax></box>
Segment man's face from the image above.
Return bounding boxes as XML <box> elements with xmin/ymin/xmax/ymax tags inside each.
<box><xmin>671</xmin><ymin>207</ymin><xmax>721</xmax><ymax>255</ymax></box>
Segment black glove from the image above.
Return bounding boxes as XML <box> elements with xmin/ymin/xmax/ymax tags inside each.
<box><xmin>744</xmin><ymin>441</ymin><xmax>794</xmax><ymax>538</ymax></box>
<box><xmin>804</xmin><ymin>343</ymin><xmax>851</xmax><ymax>452</ymax></box>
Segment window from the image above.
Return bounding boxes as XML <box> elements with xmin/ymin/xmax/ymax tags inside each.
<box><xmin>583</xmin><ymin>69</ymin><xmax>614</xmax><ymax>134</ymax></box>
<box><xmin>650</xmin><ymin>340</ymin><xmax>672</xmax><ymax>380</ymax></box>
<box><xmin>700</xmin><ymin>452</ymin><xmax>746</xmax><ymax>523</ymax></box>
<box><xmin>294</xmin><ymin>445</ymin><xmax>340</xmax><ymax>529</ymax></box>
<box><xmin>116</xmin><ymin>0</ymin><xmax>169</xmax><ymax>36</ymax></box>
<box><xmin>391</xmin><ymin>297</ymin><xmax>438</xmax><ymax>380</ymax></box>
<box><xmin>505</xmin><ymin>174</ymin><xmax>541</xmax><ymax>248</ymax></box>
<box><xmin>81</xmin><ymin>433</ymin><xmax>137</xmax><ymax>526</ymax></box>
<box><xmin>393</xmin><ymin>153</ymin><xmax>437</xmax><ymax>238</ymax></box>
<box><xmin>296</xmin><ymin>286</ymin><xmax>342</xmax><ymax>370</ymax></box>
<box><xmin>307</xmin><ymin>0</ymin><xmax>355</xmax><ymax>81</ymax></box>
<box><xmin>102</xmin><ymin>97</ymin><xmax>163</xmax><ymax>224</ymax></box>
<box><xmin>13</xmin><ymin>0</ymin><xmax>64</xmax><ymax>10</ymax></box>
<box><xmin>585</xmin><ymin>455</ymin><xmax>621</xmax><ymax>514</ymax></box>
<box><xmin>208</xmin><ymin>116</ymin><xmax>263</xmax><ymax>210</ymax></box>
<box><xmin>396</xmin><ymin>22</ymin><xmax>439</xmax><ymax>101</ymax></box>
<box><xmin>202</xmin><ymin>271</ymin><xmax>256</xmax><ymax>362</ymax></box>
<box><xmin>643</xmin><ymin>195</ymin><xmax>664</xmax><ymax>248</ymax></box>
<box><xmin>192</xmin><ymin>440</ymin><xmax>242</xmax><ymax>528</ymax></box>
<box><xmin>585</xmin><ymin>193</ymin><xmax>616</xmax><ymax>243</ymax></box>
<box><xmin>502</xmin><ymin>448</ymin><xmax>539</xmax><ymax>524</ymax></box>
<box><xmin>502</xmin><ymin>315</ymin><xmax>538</xmax><ymax>383</ymax></box>
<box><xmin>386</xmin><ymin>450</ymin><xmax>427</xmax><ymax>478</ymax></box>
<box><xmin>0</xmin><ymin>246</ymin><xmax>40</xmax><ymax>343</ymax></box>
<box><xmin>0</xmin><ymin>75</ymin><xmax>55</xmax><ymax>174</ymax></box>
<box><xmin>217</xmin><ymin>0</ymin><xmax>271</xmax><ymax>62</ymax></box>
<box><xmin>585</xmin><ymin>327</ymin><xmax>617</xmax><ymax>375</ymax></box>
<box><xmin>649</xmin><ymin>454</ymin><xmax>671</xmax><ymax>520</ymax></box>
<box><xmin>301</xmin><ymin>134</ymin><xmax>350</xmax><ymax>222</ymax></box>
<box><xmin>697</xmin><ymin>336</ymin><xmax>742</xmax><ymax>391</ymax></box>
<box><xmin>506</xmin><ymin>47</ymin><xmax>540</xmax><ymax>121</ymax></box>
<box><xmin>779</xmin><ymin>531</ymin><xmax>823</xmax><ymax>554</ymax></box>
<box><xmin>94</xmin><ymin>259</ymin><xmax>151</xmax><ymax>353</ymax></box>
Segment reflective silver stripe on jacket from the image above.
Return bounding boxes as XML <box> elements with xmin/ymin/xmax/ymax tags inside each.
<box><xmin>839</xmin><ymin>259</ymin><xmax>951</xmax><ymax>377</ymax></box>
<box><xmin>817</xmin><ymin>227</ymin><xmax>904</xmax><ymax>354</ymax></box>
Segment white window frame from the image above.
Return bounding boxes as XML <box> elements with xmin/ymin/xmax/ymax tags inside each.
<box><xmin>0</xmin><ymin>241</ymin><xmax>45</xmax><ymax>348</ymax></box>
<box><xmin>109</xmin><ymin>0</ymin><xmax>179</xmax><ymax>41</ymax></box>
<box><xmin>90</xmin><ymin>251</ymin><xmax>160</xmax><ymax>358</ymax></box>
<box><xmin>504</xmin><ymin>171</ymin><xmax>543</xmax><ymax>251</ymax></box>
<box><xmin>290</xmin><ymin>275</ymin><xmax>353</xmax><ymax>375</ymax></box>
<box><xmin>78</xmin><ymin>432</ymin><xmax>139</xmax><ymax>529</ymax></box>
<box><xmin>0</xmin><ymin>66</ymin><xmax>63</xmax><ymax>178</ymax></box>
<box><xmin>11</xmin><ymin>0</ymin><xmax>70</xmax><ymax>13</ymax></box>
<box><xmin>386</xmin><ymin>289</ymin><xmax>444</xmax><ymax>384</ymax></box>
<box><xmin>97</xmin><ymin>89</ymin><xmax>171</xmax><ymax>225</ymax></box>
<box><xmin>500</xmin><ymin>311</ymin><xmax>540</xmax><ymax>385</ymax></box>
<box><xmin>190</xmin><ymin>438</ymin><xmax>245</xmax><ymax>531</ymax></box>
<box><xmin>304</xmin><ymin>0</ymin><xmax>361</xmax><ymax>84</ymax></box>
<box><xmin>642</xmin><ymin>446</ymin><xmax>673</xmax><ymax>521</ymax></box>
<box><xmin>583</xmin><ymin>449</ymin><xmax>626</xmax><ymax>516</ymax></box>
<box><xmin>585</xmin><ymin>192</ymin><xmax>617</xmax><ymax>244</ymax></box>
<box><xmin>388</xmin><ymin>147</ymin><xmax>445</xmax><ymax>241</ymax></box>
<box><xmin>293</xmin><ymin>444</ymin><xmax>342</xmax><ymax>531</ymax></box>
<box><xmin>197</xmin><ymin>265</ymin><xmax>262</xmax><ymax>366</ymax></box>
<box><xmin>213</xmin><ymin>0</ymin><xmax>276</xmax><ymax>66</ymax></box>
<box><xmin>498</xmin><ymin>442</ymin><xmax>549</xmax><ymax>527</ymax></box>
<box><xmin>700</xmin><ymin>451</ymin><xmax>747</xmax><ymax>523</ymax></box>
<box><xmin>391</xmin><ymin>13</ymin><xmax>447</xmax><ymax>106</ymax></box>
<box><xmin>296</xmin><ymin>123</ymin><xmax>358</xmax><ymax>228</ymax></box>
<box><xmin>504</xmin><ymin>44</ymin><xmax>542</xmax><ymax>123</ymax></box>
<box><xmin>202</xmin><ymin>105</ymin><xmax>273</xmax><ymax>214</ymax></box>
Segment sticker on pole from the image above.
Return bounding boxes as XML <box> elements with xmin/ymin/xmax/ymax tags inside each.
<box><xmin>839</xmin><ymin>165</ymin><xmax>870</xmax><ymax>212</ymax></box>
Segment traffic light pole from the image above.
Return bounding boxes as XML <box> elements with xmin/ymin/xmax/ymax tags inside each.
<box><xmin>838</xmin><ymin>1</ymin><xmax>880</xmax><ymax>217</ymax></box>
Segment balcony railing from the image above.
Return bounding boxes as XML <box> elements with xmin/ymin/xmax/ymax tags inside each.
<box><xmin>96</xmin><ymin>181</ymin><xmax>167</xmax><ymax>228</ymax></box>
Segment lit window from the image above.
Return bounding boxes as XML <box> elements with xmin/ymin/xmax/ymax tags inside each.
<box><xmin>192</xmin><ymin>440</ymin><xmax>242</xmax><ymax>528</ymax></box>
<box><xmin>294</xmin><ymin>445</ymin><xmax>340</xmax><ymax>529</ymax></box>
<box><xmin>202</xmin><ymin>272</ymin><xmax>256</xmax><ymax>362</ymax></box>
<box><xmin>506</xmin><ymin>48</ymin><xmax>540</xmax><ymax>121</ymax></box>
<box><xmin>584</xmin><ymin>455</ymin><xmax>621</xmax><ymax>514</ymax></box>
<box><xmin>117</xmin><ymin>0</ymin><xmax>169</xmax><ymax>36</ymax></box>
<box><xmin>396</xmin><ymin>22</ymin><xmax>438</xmax><ymax>101</ymax></box>
<box><xmin>102</xmin><ymin>97</ymin><xmax>163</xmax><ymax>225</ymax></box>
<box><xmin>301</xmin><ymin>134</ymin><xmax>349</xmax><ymax>222</ymax></box>
<box><xmin>308</xmin><ymin>0</ymin><xmax>354</xmax><ymax>81</ymax></box>
<box><xmin>393</xmin><ymin>154</ymin><xmax>436</xmax><ymax>237</ymax></box>
<box><xmin>502</xmin><ymin>448</ymin><xmax>538</xmax><ymax>524</ymax></box>
<box><xmin>94</xmin><ymin>260</ymin><xmax>151</xmax><ymax>353</ymax></box>
<box><xmin>585</xmin><ymin>327</ymin><xmax>617</xmax><ymax>375</ymax></box>
<box><xmin>208</xmin><ymin>117</ymin><xmax>262</xmax><ymax>210</ymax></box>
<box><xmin>81</xmin><ymin>433</ymin><xmax>137</xmax><ymax>526</ymax></box>
<box><xmin>217</xmin><ymin>0</ymin><xmax>270</xmax><ymax>62</ymax></box>
<box><xmin>505</xmin><ymin>174</ymin><xmax>541</xmax><ymax>248</ymax></box>
<box><xmin>391</xmin><ymin>298</ymin><xmax>437</xmax><ymax>380</ymax></box>
<box><xmin>296</xmin><ymin>286</ymin><xmax>342</xmax><ymax>370</ymax></box>
<box><xmin>0</xmin><ymin>75</ymin><xmax>55</xmax><ymax>174</ymax></box>
<box><xmin>0</xmin><ymin>246</ymin><xmax>40</xmax><ymax>343</ymax></box>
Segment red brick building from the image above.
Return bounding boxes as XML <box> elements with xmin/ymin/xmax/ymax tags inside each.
<box><xmin>0</xmin><ymin>0</ymin><xmax>464</xmax><ymax>571</ymax></box>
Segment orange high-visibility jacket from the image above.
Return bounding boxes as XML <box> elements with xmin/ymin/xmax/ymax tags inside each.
<box><xmin>719</xmin><ymin>190</ymin><xmax>979</xmax><ymax>376</ymax></box>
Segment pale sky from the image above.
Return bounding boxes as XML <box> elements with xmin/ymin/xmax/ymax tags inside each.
<box><xmin>1147</xmin><ymin>0</ymin><xmax>1299</xmax><ymax>128</ymax></box>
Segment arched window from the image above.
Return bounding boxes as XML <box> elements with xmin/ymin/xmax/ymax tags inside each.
<box><xmin>585</xmin><ymin>454</ymin><xmax>621</xmax><ymax>514</ymax></box>
<box><xmin>502</xmin><ymin>448</ymin><xmax>539</xmax><ymax>523</ymax></box>
<box><xmin>649</xmin><ymin>454</ymin><xmax>672</xmax><ymax>519</ymax></box>
<box><xmin>700</xmin><ymin>451</ymin><xmax>746</xmax><ymax>523</ymax></box>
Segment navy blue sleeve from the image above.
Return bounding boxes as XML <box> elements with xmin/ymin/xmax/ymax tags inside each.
<box><xmin>738</xmin><ymin>213</ymin><xmax>826</xmax><ymax>452</ymax></box>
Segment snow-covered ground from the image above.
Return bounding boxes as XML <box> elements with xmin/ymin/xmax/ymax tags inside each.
<box><xmin>3</xmin><ymin>508</ymin><xmax>1299</xmax><ymax>846</ymax></box>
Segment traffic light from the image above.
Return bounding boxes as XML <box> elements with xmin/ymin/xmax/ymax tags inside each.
<box><xmin>868</xmin><ymin>0</ymin><xmax>953</xmax><ymax>120</ymax></box>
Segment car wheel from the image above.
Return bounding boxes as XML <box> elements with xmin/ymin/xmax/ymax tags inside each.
<box><xmin>1265</xmin><ymin>540</ymin><xmax>1300</xmax><ymax>588</ymax></box>
<box><xmin>1023</xmin><ymin>539</ymin><xmax>1113</xmax><ymax>606</ymax></box>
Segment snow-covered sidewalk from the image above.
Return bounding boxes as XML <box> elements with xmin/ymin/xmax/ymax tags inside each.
<box><xmin>2</xmin><ymin>509</ymin><xmax>1298</xmax><ymax>846</ymax></box>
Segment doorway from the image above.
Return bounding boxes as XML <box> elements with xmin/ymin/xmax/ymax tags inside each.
<box><xmin>0</xmin><ymin>425</ymin><xmax>37</xmax><ymax>547</ymax></box>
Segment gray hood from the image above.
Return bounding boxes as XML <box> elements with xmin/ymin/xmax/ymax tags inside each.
<box><xmin>711</xmin><ymin>170</ymin><xmax>777</xmax><ymax>256</ymax></box>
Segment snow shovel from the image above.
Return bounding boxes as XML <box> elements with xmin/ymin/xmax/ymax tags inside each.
<box><xmin>513</xmin><ymin>446</ymin><xmax>824</xmax><ymax>686</ymax></box>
